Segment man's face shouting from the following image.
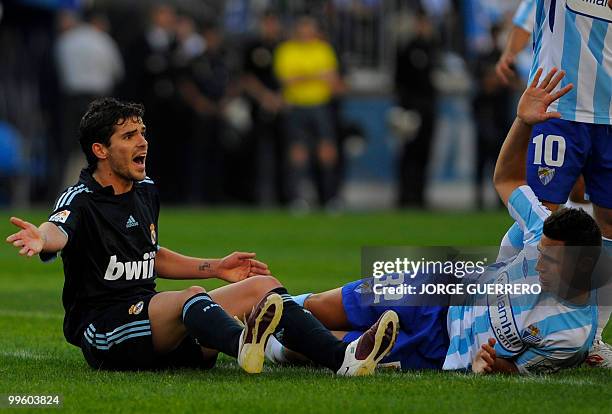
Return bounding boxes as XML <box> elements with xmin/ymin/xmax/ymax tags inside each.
<box><xmin>105</xmin><ymin>116</ymin><xmax>148</xmax><ymax>183</ymax></box>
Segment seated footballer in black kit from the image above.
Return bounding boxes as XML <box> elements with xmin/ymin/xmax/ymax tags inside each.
<box><xmin>6</xmin><ymin>98</ymin><xmax>399</xmax><ymax>375</ymax></box>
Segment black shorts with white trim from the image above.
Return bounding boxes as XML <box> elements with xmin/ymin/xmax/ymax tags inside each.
<box><xmin>80</xmin><ymin>293</ymin><xmax>216</xmax><ymax>371</ymax></box>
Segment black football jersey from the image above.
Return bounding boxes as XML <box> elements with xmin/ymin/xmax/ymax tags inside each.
<box><xmin>42</xmin><ymin>168</ymin><xmax>160</xmax><ymax>346</ymax></box>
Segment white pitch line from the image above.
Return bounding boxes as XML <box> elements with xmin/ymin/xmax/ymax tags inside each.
<box><xmin>0</xmin><ymin>309</ymin><xmax>63</xmax><ymax>319</ymax></box>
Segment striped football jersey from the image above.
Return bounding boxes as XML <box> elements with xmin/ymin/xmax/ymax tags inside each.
<box><xmin>443</xmin><ymin>186</ymin><xmax>597</xmax><ymax>373</ymax></box>
<box><xmin>529</xmin><ymin>0</ymin><xmax>611</xmax><ymax>124</ymax></box>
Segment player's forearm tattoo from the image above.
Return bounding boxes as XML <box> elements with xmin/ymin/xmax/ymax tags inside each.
<box><xmin>198</xmin><ymin>262</ymin><xmax>212</xmax><ymax>273</ymax></box>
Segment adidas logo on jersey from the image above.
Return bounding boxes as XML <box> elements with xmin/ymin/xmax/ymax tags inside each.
<box><xmin>126</xmin><ymin>215</ymin><xmax>139</xmax><ymax>228</ymax></box>
<box><xmin>104</xmin><ymin>251</ymin><xmax>156</xmax><ymax>281</ymax></box>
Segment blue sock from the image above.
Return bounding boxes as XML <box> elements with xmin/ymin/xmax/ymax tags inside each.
<box><xmin>291</xmin><ymin>293</ymin><xmax>312</xmax><ymax>307</ymax></box>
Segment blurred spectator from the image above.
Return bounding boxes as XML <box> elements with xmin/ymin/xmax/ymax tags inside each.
<box><xmin>472</xmin><ymin>24</ymin><xmax>512</xmax><ymax>210</ymax></box>
<box><xmin>122</xmin><ymin>4</ymin><xmax>186</xmax><ymax>202</ymax></box>
<box><xmin>325</xmin><ymin>49</ymin><xmax>353</xmax><ymax>208</ymax></box>
<box><xmin>274</xmin><ymin>16</ymin><xmax>339</xmax><ymax>209</ymax></box>
<box><xmin>394</xmin><ymin>11</ymin><xmax>438</xmax><ymax>208</ymax></box>
<box><xmin>180</xmin><ymin>23</ymin><xmax>236</xmax><ymax>203</ymax></box>
<box><xmin>331</xmin><ymin>0</ymin><xmax>382</xmax><ymax>68</ymax></box>
<box><xmin>175</xmin><ymin>14</ymin><xmax>206</xmax><ymax>65</ymax></box>
<box><xmin>242</xmin><ymin>12</ymin><xmax>288</xmax><ymax>206</ymax></box>
<box><xmin>122</xmin><ymin>4</ymin><xmax>177</xmax><ymax>102</ymax></box>
<box><xmin>0</xmin><ymin>121</ymin><xmax>25</xmax><ymax>206</ymax></box>
<box><xmin>55</xmin><ymin>9</ymin><xmax>124</xmax><ymax>188</ymax></box>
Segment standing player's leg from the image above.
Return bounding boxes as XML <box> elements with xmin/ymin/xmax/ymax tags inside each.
<box><xmin>593</xmin><ymin>206</ymin><xmax>612</xmax><ymax>243</ymax></box>
<box><xmin>526</xmin><ymin>118</ymin><xmax>588</xmax><ymax>211</ymax></box>
<box><xmin>581</xmin><ymin>123</ymin><xmax>612</xmax><ymax>367</ymax></box>
<box><xmin>565</xmin><ymin>176</ymin><xmax>594</xmax><ymax>215</ymax></box>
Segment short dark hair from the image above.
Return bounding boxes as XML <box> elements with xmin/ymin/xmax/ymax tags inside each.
<box><xmin>543</xmin><ymin>208</ymin><xmax>602</xmax><ymax>287</ymax></box>
<box><xmin>543</xmin><ymin>208</ymin><xmax>602</xmax><ymax>248</ymax></box>
<box><xmin>79</xmin><ymin>98</ymin><xmax>144</xmax><ymax>168</ymax></box>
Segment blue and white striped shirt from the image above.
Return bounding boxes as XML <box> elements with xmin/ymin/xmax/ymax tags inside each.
<box><xmin>512</xmin><ymin>0</ymin><xmax>538</xmax><ymax>80</ymax></box>
<box><xmin>514</xmin><ymin>0</ymin><xmax>537</xmax><ymax>32</ymax></box>
<box><xmin>443</xmin><ymin>186</ymin><xmax>597</xmax><ymax>373</ymax></box>
<box><xmin>529</xmin><ymin>0</ymin><xmax>611</xmax><ymax>124</ymax></box>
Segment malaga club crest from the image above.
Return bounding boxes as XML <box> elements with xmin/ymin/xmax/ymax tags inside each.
<box><xmin>538</xmin><ymin>166</ymin><xmax>555</xmax><ymax>186</ymax></box>
<box><xmin>521</xmin><ymin>324</ymin><xmax>543</xmax><ymax>345</ymax></box>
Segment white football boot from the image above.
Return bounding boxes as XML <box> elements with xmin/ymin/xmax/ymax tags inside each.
<box><xmin>337</xmin><ymin>310</ymin><xmax>399</xmax><ymax>376</ymax></box>
<box><xmin>237</xmin><ymin>292</ymin><xmax>283</xmax><ymax>374</ymax></box>
<box><xmin>585</xmin><ymin>340</ymin><xmax>612</xmax><ymax>369</ymax></box>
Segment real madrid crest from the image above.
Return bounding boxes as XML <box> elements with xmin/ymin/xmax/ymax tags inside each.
<box><xmin>129</xmin><ymin>301</ymin><xmax>144</xmax><ymax>315</ymax></box>
<box><xmin>150</xmin><ymin>224</ymin><xmax>157</xmax><ymax>245</ymax></box>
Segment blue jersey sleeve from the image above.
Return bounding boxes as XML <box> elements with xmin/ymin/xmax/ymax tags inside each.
<box><xmin>497</xmin><ymin>222</ymin><xmax>525</xmax><ymax>261</ymax></box>
<box><xmin>512</xmin><ymin>0</ymin><xmax>536</xmax><ymax>32</ymax></box>
<box><xmin>507</xmin><ymin>185</ymin><xmax>551</xmax><ymax>246</ymax></box>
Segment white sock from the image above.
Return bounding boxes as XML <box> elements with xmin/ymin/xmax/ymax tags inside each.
<box><xmin>595</xmin><ymin>238</ymin><xmax>612</xmax><ymax>342</ymax></box>
<box><xmin>291</xmin><ymin>293</ymin><xmax>312</xmax><ymax>307</ymax></box>
<box><xmin>264</xmin><ymin>335</ymin><xmax>289</xmax><ymax>364</ymax></box>
<box><xmin>564</xmin><ymin>199</ymin><xmax>594</xmax><ymax>216</ymax></box>
<box><xmin>596</xmin><ymin>284</ymin><xmax>612</xmax><ymax>342</ymax></box>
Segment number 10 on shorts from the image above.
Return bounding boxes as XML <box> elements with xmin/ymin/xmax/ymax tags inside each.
<box><xmin>532</xmin><ymin>134</ymin><xmax>566</xmax><ymax>167</ymax></box>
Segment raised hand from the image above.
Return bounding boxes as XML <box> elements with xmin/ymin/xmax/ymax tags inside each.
<box><xmin>217</xmin><ymin>251</ymin><xmax>271</xmax><ymax>283</ymax></box>
<box><xmin>6</xmin><ymin>217</ymin><xmax>45</xmax><ymax>257</ymax></box>
<box><xmin>517</xmin><ymin>67</ymin><xmax>573</xmax><ymax>126</ymax></box>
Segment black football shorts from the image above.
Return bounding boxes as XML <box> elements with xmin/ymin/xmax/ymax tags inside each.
<box><xmin>80</xmin><ymin>293</ymin><xmax>216</xmax><ymax>370</ymax></box>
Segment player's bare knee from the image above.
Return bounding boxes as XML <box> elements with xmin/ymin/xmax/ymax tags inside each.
<box><xmin>184</xmin><ymin>285</ymin><xmax>206</xmax><ymax>299</ymax></box>
<box><xmin>246</xmin><ymin>275</ymin><xmax>282</xmax><ymax>296</ymax></box>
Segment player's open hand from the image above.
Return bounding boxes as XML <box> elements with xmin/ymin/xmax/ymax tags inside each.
<box><xmin>472</xmin><ymin>338</ymin><xmax>497</xmax><ymax>374</ymax></box>
<box><xmin>6</xmin><ymin>217</ymin><xmax>45</xmax><ymax>257</ymax></box>
<box><xmin>217</xmin><ymin>251</ymin><xmax>271</xmax><ymax>283</ymax></box>
<box><xmin>517</xmin><ymin>67</ymin><xmax>573</xmax><ymax>126</ymax></box>
<box><xmin>496</xmin><ymin>52</ymin><xmax>516</xmax><ymax>85</ymax></box>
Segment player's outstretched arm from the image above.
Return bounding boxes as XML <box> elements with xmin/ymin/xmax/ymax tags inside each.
<box><xmin>5</xmin><ymin>217</ymin><xmax>67</xmax><ymax>257</ymax></box>
<box><xmin>472</xmin><ymin>338</ymin><xmax>519</xmax><ymax>375</ymax></box>
<box><xmin>493</xmin><ymin>68</ymin><xmax>573</xmax><ymax>206</ymax></box>
<box><xmin>154</xmin><ymin>247</ymin><xmax>271</xmax><ymax>282</ymax></box>
<box><xmin>496</xmin><ymin>25</ymin><xmax>531</xmax><ymax>85</ymax></box>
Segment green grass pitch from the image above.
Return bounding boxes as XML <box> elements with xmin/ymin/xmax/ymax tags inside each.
<box><xmin>1</xmin><ymin>209</ymin><xmax>610</xmax><ymax>413</ymax></box>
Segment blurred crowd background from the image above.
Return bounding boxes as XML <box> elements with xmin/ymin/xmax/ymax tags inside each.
<box><xmin>0</xmin><ymin>0</ymin><xmax>532</xmax><ymax>211</ymax></box>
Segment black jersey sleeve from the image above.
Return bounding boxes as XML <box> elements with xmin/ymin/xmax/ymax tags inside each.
<box><xmin>40</xmin><ymin>185</ymin><xmax>91</xmax><ymax>262</ymax></box>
